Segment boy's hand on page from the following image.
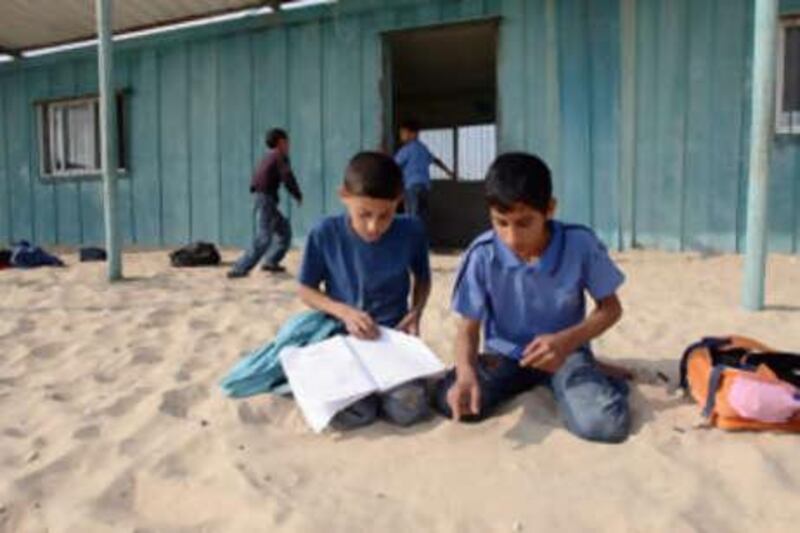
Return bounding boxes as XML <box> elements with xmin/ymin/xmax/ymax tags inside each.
<box><xmin>340</xmin><ymin>307</ymin><xmax>379</xmax><ymax>340</ymax></box>
<box><xmin>447</xmin><ymin>369</ymin><xmax>481</xmax><ymax>421</ymax></box>
<box><xmin>396</xmin><ymin>309</ymin><xmax>421</xmax><ymax>336</ymax></box>
<box><xmin>519</xmin><ymin>333</ymin><xmax>573</xmax><ymax>372</ymax></box>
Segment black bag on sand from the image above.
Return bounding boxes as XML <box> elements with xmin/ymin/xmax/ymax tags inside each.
<box><xmin>169</xmin><ymin>242</ymin><xmax>221</xmax><ymax>267</ymax></box>
<box><xmin>0</xmin><ymin>248</ymin><xmax>11</xmax><ymax>268</ymax></box>
<box><xmin>80</xmin><ymin>247</ymin><xmax>107</xmax><ymax>262</ymax></box>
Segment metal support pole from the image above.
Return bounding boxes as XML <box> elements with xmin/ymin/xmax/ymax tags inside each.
<box><xmin>742</xmin><ymin>0</ymin><xmax>778</xmax><ymax>310</ymax></box>
<box><xmin>96</xmin><ymin>0</ymin><xmax>122</xmax><ymax>280</ymax></box>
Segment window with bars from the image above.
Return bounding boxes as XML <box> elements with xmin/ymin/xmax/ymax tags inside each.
<box><xmin>37</xmin><ymin>93</ymin><xmax>127</xmax><ymax>178</ymax></box>
<box><xmin>777</xmin><ymin>18</ymin><xmax>800</xmax><ymax>133</ymax></box>
<box><xmin>419</xmin><ymin>123</ymin><xmax>496</xmax><ymax>181</ymax></box>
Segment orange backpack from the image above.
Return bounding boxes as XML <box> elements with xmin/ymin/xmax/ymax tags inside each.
<box><xmin>679</xmin><ymin>336</ymin><xmax>800</xmax><ymax>431</ymax></box>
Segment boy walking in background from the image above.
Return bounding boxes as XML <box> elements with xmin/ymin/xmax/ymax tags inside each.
<box><xmin>228</xmin><ymin>128</ymin><xmax>303</xmax><ymax>278</ymax></box>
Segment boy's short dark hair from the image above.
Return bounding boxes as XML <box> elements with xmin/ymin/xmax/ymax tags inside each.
<box><xmin>485</xmin><ymin>152</ymin><xmax>553</xmax><ymax>213</ymax></box>
<box><xmin>265</xmin><ymin>128</ymin><xmax>288</xmax><ymax>149</ymax></box>
<box><xmin>344</xmin><ymin>151</ymin><xmax>404</xmax><ymax>200</ymax></box>
<box><xmin>399</xmin><ymin>119</ymin><xmax>420</xmax><ymax>133</ymax></box>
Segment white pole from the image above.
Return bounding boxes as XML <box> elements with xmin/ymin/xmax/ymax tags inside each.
<box><xmin>742</xmin><ymin>0</ymin><xmax>778</xmax><ymax>310</ymax></box>
<box><xmin>96</xmin><ymin>0</ymin><xmax>122</xmax><ymax>280</ymax></box>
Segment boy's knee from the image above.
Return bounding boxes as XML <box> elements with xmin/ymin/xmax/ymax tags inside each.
<box><xmin>331</xmin><ymin>395</ymin><xmax>379</xmax><ymax>431</ymax></box>
<box><xmin>566</xmin><ymin>403</ymin><xmax>630</xmax><ymax>443</ymax></box>
<box><xmin>381</xmin><ymin>381</ymin><xmax>430</xmax><ymax>427</ymax></box>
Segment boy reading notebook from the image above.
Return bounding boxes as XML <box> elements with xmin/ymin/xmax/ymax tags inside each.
<box><xmin>280</xmin><ymin>328</ymin><xmax>444</xmax><ymax>432</ymax></box>
<box><xmin>297</xmin><ymin>152</ymin><xmax>433</xmax><ymax>430</ymax></box>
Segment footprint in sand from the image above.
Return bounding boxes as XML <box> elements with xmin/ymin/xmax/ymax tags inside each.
<box><xmin>12</xmin><ymin>318</ymin><xmax>35</xmax><ymax>336</ymax></box>
<box><xmin>141</xmin><ymin>308</ymin><xmax>175</xmax><ymax>329</ymax></box>
<box><xmin>118</xmin><ymin>437</ymin><xmax>141</xmax><ymax>457</ymax></box>
<box><xmin>92</xmin><ymin>471</ymin><xmax>136</xmax><ymax>520</ymax></box>
<box><xmin>2</xmin><ymin>427</ymin><xmax>26</xmax><ymax>440</ymax></box>
<box><xmin>93</xmin><ymin>371</ymin><xmax>117</xmax><ymax>384</ymax></box>
<box><xmin>46</xmin><ymin>391</ymin><xmax>70</xmax><ymax>403</ymax></box>
<box><xmin>15</xmin><ymin>453</ymin><xmax>74</xmax><ymax>499</ymax></box>
<box><xmin>0</xmin><ymin>502</ymin><xmax>25</xmax><ymax>533</ymax></box>
<box><xmin>173</xmin><ymin>368</ymin><xmax>192</xmax><ymax>382</ymax></box>
<box><xmin>237</xmin><ymin>402</ymin><xmax>270</xmax><ymax>425</ymax></box>
<box><xmin>235</xmin><ymin>462</ymin><xmax>267</xmax><ymax>491</ymax></box>
<box><xmin>158</xmin><ymin>384</ymin><xmax>209</xmax><ymax>418</ymax></box>
<box><xmin>29</xmin><ymin>342</ymin><xmax>65</xmax><ymax>360</ymax></box>
<box><xmin>72</xmin><ymin>425</ymin><xmax>101</xmax><ymax>440</ymax></box>
<box><xmin>101</xmin><ymin>387</ymin><xmax>153</xmax><ymax>418</ymax></box>
<box><xmin>93</xmin><ymin>323</ymin><xmax>121</xmax><ymax>339</ymax></box>
<box><xmin>173</xmin><ymin>357</ymin><xmax>210</xmax><ymax>383</ymax></box>
<box><xmin>130</xmin><ymin>346</ymin><xmax>163</xmax><ymax>366</ymax></box>
<box><xmin>153</xmin><ymin>452</ymin><xmax>189</xmax><ymax>479</ymax></box>
<box><xmin>189</xmin><ymin>318</ymin><xmax>212</xmax><ymax>331</ymax></box>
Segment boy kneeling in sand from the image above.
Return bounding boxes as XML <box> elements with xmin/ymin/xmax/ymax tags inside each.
<box><xmin>298</xmin><ymin>152</ymin><xmax>432</xmax><ymax>430</ymax></box>
<box><xmin>435</xmin><ymin>153</ymin><xmax>631</xmax><ymax>443</ymax></box>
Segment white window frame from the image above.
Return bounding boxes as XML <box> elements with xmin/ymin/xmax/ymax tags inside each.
<box><xmin>419</xmin><ymin>122</ymin><xmax>497</xmax><ymax>182</ymax></box>
<box><xmin>776</xmin><ymin>16</ymin><xmax>800</xmax><ymax>134</ymax></box>
<box><xmin>36</xmin><ymin>94</ymin><xmax>127</xmax><ymax>179</ymax></box>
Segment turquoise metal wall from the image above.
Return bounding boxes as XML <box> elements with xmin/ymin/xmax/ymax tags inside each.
<box><xmin>628</xmin><ymin>0</ymin><xmax>754</xmax><ymax>252</ymax></box>
<box><xmin>0</xmin><ymin>0</ymin><xmax>798</xmax><ymax>253</ymax></box>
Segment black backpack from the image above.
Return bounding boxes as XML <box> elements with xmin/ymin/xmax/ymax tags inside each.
<box><xmin>79</xmin><ymin>246</ymin><xmax>107</xmax><ymax>262</ymax></box>
<box><xmin>0</xmin><ymin>248</ymin><xmax>10</xmax><ymax>268</ymax></box>
<box><xmin>169</xmin><ymin>242</ymin><xmax>221</xmax><ymax>267</ymax></box>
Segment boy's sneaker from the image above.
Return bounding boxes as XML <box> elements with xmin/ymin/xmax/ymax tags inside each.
<box><xmin>261</xmin><ymin>264</ymin><xmax>287</xmax><ymax>273</ymax></box>
<box><xmin>226</xmin><ymin>270</ymin><xmax>247</xmax><ymax>279</ymax></box>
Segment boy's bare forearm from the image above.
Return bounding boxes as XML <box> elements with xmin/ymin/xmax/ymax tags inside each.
<box><xmin>433</xmin><ymin>158</ymin><xmax>454</xmax><ymax>175</ymax></box>
<box><xmin>559</xmin><ymin>294</ymin><xmax>622</xmax><ymax>353</ymax></box>
<box><xmin>298</xmin><ymin>285</ymin><xmax>348</xmax><ymax>320</ymax></box>
<box><xmin>410</xmin><ymin>277</ymin><xmax>431</xmax><ymax>315</ymax></box>
<box><xmin>454</xmin><ymin>318</ymin><xmax>481</xmax><ymax>378</ymax></box>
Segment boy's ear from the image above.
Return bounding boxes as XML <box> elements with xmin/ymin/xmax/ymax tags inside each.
<box><xmin>338</xmin><ymin>186</ymin><xmax>351</xmax><ymax>200</ymax></box>
<box><xmin>546</xmin><ymin>198</ymin><xmax>558</xmax><ymax>219</ymax></box>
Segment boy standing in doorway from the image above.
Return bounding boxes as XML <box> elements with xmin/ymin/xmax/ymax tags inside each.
<box><xmin>394</xmin><ymin>119</ymin><xmax>455</xmax><ymax>227</ymax></box>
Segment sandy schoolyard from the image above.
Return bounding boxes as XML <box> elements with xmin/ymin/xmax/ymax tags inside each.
<box><xmin>1</xmin><ymin>249</ymin><xmax>799</xmax><ymax>532</ymax></box>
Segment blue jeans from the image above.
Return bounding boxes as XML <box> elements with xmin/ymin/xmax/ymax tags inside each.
<box><xmin>331</xmin><ymin>379</ymin><xmax>430</xmax><ymax>430</ymax></box>
<box><xmin>404</xmin><ymin>184</ymin><xmax>430</xmax><ymax>228</ymax></box>
<box><xmin>435</xmin><ymin>351</ymin><xmax>630</xmax><ymax>443</ymax></box>
<box><xmin>231</xmin><ymin>193</ymin><xmax>291</xmax><ymax>275</ymax></box>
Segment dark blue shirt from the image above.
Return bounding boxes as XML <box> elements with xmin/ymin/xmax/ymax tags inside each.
<box><xmin>394</xmin><ymin>139</ymin><xmax>434</xmax><ymax>190</ymax></box>
<box><xmin>452</xmin><ymin>221</ymin><xmax>625</xmax><ymax>360</ymax></box>
<box><xmin>299</xmin><ymin>214</ymin><xmax>431</xmax><ymax>327</ymax></box>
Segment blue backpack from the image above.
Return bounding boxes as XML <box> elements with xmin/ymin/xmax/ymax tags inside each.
<box><xmin>10</xmin><ymin>241</ymin><xmax>64</xmax><ymax>268</ymax></box>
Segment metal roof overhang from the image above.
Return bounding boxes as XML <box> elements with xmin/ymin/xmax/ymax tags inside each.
<box><xmin>0</xmin><ymin>0</ymin><xmax>281</xmax><ymax>56</ymax></box>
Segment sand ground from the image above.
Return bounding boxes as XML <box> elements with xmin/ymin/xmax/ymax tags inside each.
<box><xmin>1</xmin><ymin>249</ymin><xmax>799</xmax><ymax>533</ymax></box>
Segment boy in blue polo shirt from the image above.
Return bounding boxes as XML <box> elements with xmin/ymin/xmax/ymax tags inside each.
<box><xmin>435</xmin><ymin>153</ymin><xmax>630</xmax><ymax>443</ymax></box>
<box><xmin>298</xmin><ymin>151</ymin><xmax>432</xmax><ymax>429</ymax></box>
<box><xmin>395</xmin><ymin>119</ymin><xmax>455</xmax><ymax>226</ymax></box>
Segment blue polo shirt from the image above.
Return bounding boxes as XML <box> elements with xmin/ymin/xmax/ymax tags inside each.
<box><xmin>299</xmin><ymin>214</ymin><xmax>431</xmax><ymax>327</ymax></box>
<box><xmin>394</xmin><ymin>139</ymin><xmax>433</xmax><ymax>190</ymax></box>
<box><xmin>452</xmin><ymin>221</ymin><xmax>625</xmax><ymax>360</ymax></box>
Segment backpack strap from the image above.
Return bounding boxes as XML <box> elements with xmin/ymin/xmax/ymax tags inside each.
<box><xmin>701</xmin><ymin>364</ymin><xmax>727</xmax><ymax>418</ymax></box>
<box><xmin>743</xmin><ymin>352</ymin><xmax>800</xmax><ymax>388</ymax></box>
<box><xmin>680</xmin><ymin>337</ymin><xmax>731</xmax><ymax>389</ymax></box>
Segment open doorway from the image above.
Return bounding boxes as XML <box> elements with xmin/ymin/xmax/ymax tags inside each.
<box><xmin>385</xmin><ymin>19</ymin><xmax>498</xmax><ymax>248</ymax></box>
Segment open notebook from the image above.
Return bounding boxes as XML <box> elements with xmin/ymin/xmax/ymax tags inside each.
<box><xmin>279</xmin><ymin>327</ymin><xmax>445</xmax><ymax>432</ymax></box>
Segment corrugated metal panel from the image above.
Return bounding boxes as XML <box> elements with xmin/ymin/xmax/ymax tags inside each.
<box><xmin>0</xmin><ymin>0</ymin><xmax>798</xmax><ymax>254</ymax></box>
